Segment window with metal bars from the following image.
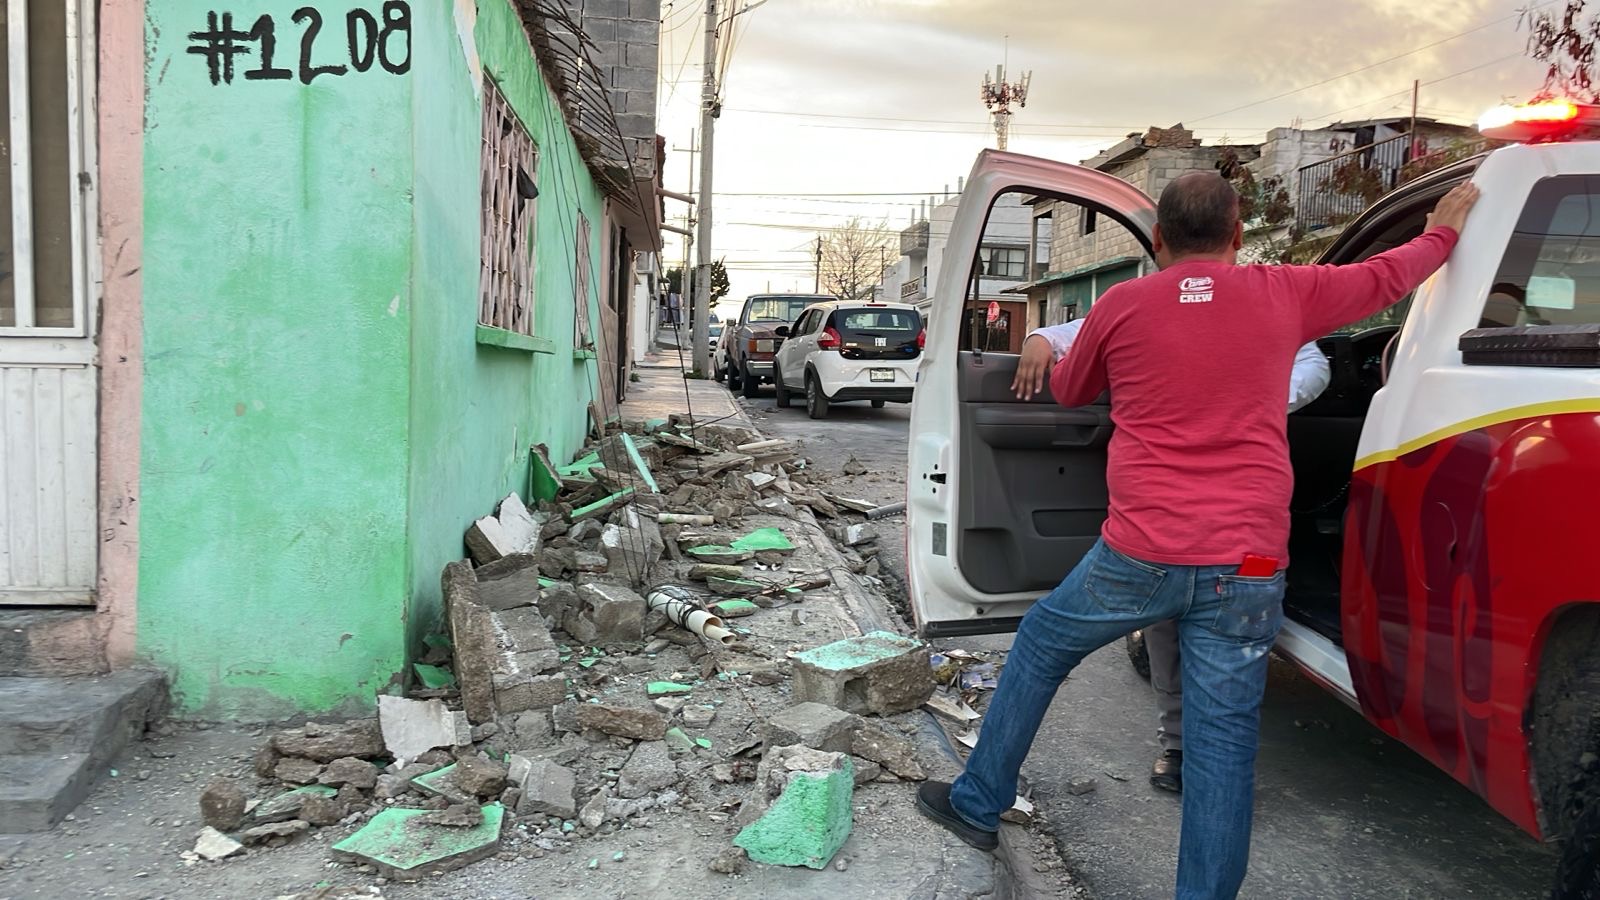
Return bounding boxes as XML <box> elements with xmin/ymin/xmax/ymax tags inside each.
<box><xmin>478</xmin><ymin>79</ymin><xmax>539</xmax><ymax>335</ymax></box>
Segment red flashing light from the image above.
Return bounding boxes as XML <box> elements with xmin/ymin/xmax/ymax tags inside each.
<box><xmin>819</xmin><ymin>327</ymin><xmax>842</xmax><ymax>351</ymax></box>
<box><xmin>1479</xmin><ymin>100</ymin><xmax>1589</xmax><ymax>142</ymax></box>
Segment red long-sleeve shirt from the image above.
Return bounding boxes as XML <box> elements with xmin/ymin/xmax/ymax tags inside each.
<box><xmin>1049</xmin><ymin>227</ymin><xmax>1459</xmax><ymax>567</ymax></box>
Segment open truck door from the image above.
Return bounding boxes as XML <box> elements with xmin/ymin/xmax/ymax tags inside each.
<box><xmin>905</xmin><ymin>150</ymin><xmax>1156</xmax><ymax>637</ymax></box>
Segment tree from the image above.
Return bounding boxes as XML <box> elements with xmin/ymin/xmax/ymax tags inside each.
<box><xmin>664</xmin><ymin>260</ymin><xmax>731</xmax><ymax>303</ymax></box>
<box><xmin>1525</xmin><ymin>0</ymin><xmax>1600</xmax><ymax>101</ymax></box>
<box><xmin>817</xmin><ymin>218</ymin><xmax>895</xmax><ymax>301</ymax></box>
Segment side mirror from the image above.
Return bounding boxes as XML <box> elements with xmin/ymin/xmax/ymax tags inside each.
<box><xmin>774</xmin><ymin>325</ymin><xmax>791</xmax><ymax>338</ymax></box>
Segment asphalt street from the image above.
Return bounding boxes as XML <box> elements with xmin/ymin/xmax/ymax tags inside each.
<box><xmin>736</xmin><ymin>383</ymin><xmax>1555</xmax><ymax>899</ymax></box>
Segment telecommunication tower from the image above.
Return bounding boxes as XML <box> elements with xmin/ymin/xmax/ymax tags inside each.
<box><xmin>981</xmin><ymin>62</ymin><xmax>1031</xmax><ymax>151</ymax></box>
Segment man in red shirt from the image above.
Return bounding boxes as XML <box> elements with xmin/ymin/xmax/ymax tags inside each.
<box><xmin>917</xmin><ymin>172</ymin><xmax>1479</xmax><ymax>899</ymax></box>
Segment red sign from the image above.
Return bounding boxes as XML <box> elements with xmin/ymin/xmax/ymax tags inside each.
<box><xmin>985</xmin><ymin>301</ymin><xmax>1001</xmax><ymax>324</ymax></box>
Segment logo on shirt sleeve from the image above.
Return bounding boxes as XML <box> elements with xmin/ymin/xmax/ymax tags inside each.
<box><xmin>1178</xmin><ymin>276</ymin><xmax>1214</xmax><ymax>304</ymax></box>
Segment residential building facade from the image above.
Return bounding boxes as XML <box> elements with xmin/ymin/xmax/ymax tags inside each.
<box><xmin>0</xmin><ymin>0</ymin><xmax>662</xmax><ymax>718</ymax></box>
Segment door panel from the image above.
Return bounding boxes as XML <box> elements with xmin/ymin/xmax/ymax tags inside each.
<box><xmin>906</xmin><ymin>149</ymin><xmax>1157</xmax><ymax>637</ymax></box>
<box><xmin>957</xmin><ymin>353</ymin><xmax>1111</xmax><ymax>595</ymax></box>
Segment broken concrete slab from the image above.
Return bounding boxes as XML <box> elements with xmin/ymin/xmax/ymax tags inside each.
<box><xmin>494</xmin><ymin>673</ymin><xmax>569</xmax><ymax>716</ymax></box>
<box><xmin>851</xmin><ymin>723</ymin><xmax>926</xmax><ymax>781</ymax></box>
<box><xmin>378</xmin><ymin>696</ymin><xmax>469</xmax><ymax>765</ymax></box>
<box><xmin>199</xmin><ymin>779</ymin><xmax>248</xmax><ymax>831</ymax></box>
<box><xmin>570</xmin><ymin>488</ymin><xmax>638</xmax><ymax>523</ymax></box>
<box><xmin>273</xmin><ymin>757</ymin><xmax>324</xmax><ymax>785</ymax></box>
<box><xmin>240</xmin><ymin>819</ymin><xmax>311</xmax><ymax>847</ymax></box>
<box><xmin>709</xmin><ymin>599</ymin><xmax>758</xmax><ymax>618</ymax></box>
<box><xmin>194</xmin><ymin>826</ymin><xmax>245</xmax><ymax>861</ymax></box>
<box><xmin>472</xmin><ymin>553</ymin><xmax>542</xmax><ymax>612</ymax></box>
<box><xmin>332</xmin><ymin>803</ymin><xmax>505</xmax><ymax>882</ymax></box>
<box><xmin>509</xmin><ymin>755</ymin><xmax>577</xmax><ymax>819</ymax></box>
<box><xmin>491</xmin><ymin>606</ymin><xmax>562</xmax><ymax>674</ymax></box>
<box><xmin>617</xmin><ymin>741</ymin><xmax>677</xmax><ymax>799</ymax></box>
<box><xmin>568</xmin><ymin>583</ymin><xmax>647</xmax><ymax>647</ymax></box>
<box><xmin>449</xmin><ymin>757</ymin><xmax>508</xmax><ymax>799</ymax></box>
<box><xmin>270</xmin><ymin>719</ymin><xmax>385</xmax><ymax>763</ymax></box>
<box><xmin>465</xmin><ymin>494</ymin><xmax>544</xmax><ymax>567</ymax></box>
<box><xmin>764</xmin><ymin>702</ymin><xmax>862</xmax><ymax>754</ymax></box>
<box><xmin>688</xmin><ymin>563</ymin><xmax>746</xmax><ymax>582</ymax></box>
<box><xmin>299</xmin><ymin>792</ymin><xmax>347</xmax><ymax>826</ymax></box>
<box><xmin>791</xmin><ymin>632</ymin><xmax>933</xmax><ymax>716</ymax></box>
<box><xmin>250</xmin><ymin>786</ymin><xmax>337</xmax><ymax>825</ymax></box>
<box><xmin>416</xmin><ymin>802</ymin><xmax>484</xmax><ymax>829</ymax></box>
<box><xmin>597</xmin><ymin>432</ymin><xmax>661</xmax><ymax>494</ymax></box>
<box><xmin>319</xmin><ymin>757</ymin><xmax>380</xmax><ymax>790</ymax></box>
<box><xmin>575</xmin><ymin>702</ymin><xmax>666</xmax><ymax>741</ymax></box>
<box><xmin>443</xmin><ymin>562</ymin><xmax>497</xmax><ymax>724</ymax></box>
<box><xmin>733</xmin><ymin>746</ymin><xmax>854</xmax><ymax>870</ymax></box>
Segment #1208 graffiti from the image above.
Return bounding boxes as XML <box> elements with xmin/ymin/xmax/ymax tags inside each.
<box><xmin>186</xmin><ymin>1</ymin><xmax>411</xmax><ymax>86</ymax></box>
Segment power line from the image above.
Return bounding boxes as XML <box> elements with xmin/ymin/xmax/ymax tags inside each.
<box><xmin>721</xmin><ymin>106</ymin><xmax>1274</xmax><ymax>132</ymax></box>
<box><xmin>1191</xmin><ymin>3</ymin><xmax>1549</xmax><ymax>124</ymax></box>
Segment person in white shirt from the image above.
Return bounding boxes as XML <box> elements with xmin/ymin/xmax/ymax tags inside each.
<box><xmin>1011</xmin><ymin>317</ymin><xmax>1332</xmax><ymax>793</ymax></box>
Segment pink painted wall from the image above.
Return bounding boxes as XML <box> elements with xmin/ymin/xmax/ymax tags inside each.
<box><xmin>96</xmin><ymin>0</ymin><xmax>144</xmax><ymax>666</ymax></box>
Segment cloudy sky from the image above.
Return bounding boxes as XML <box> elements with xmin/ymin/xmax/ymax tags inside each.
<box><xmin>653</xmin><ymin>0</ymin><xmax>1555</xmax><ymax>312</ymax></box>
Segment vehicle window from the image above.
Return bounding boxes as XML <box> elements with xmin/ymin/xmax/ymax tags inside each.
<box><xmin>1483</xmin><ymin>175</ymin><xmax>1600</xmax><ymax>328</ymax></box>
<box><xmin>837</xmin><ymin>309</ymin><xmax>920</xmax><ymax>332</ymax></box>
<box><xmin>1329</xmin><ymin>207</ymin><xmax>1432</xmax><ymax>334</ymax></box>
<box><xmin>794</xmin><ymin>310</ymin><xmax>816</xmax><ymax>335</ymax></box>
<box><xmin>746</xmin><ymin>298</ymin><xmax>812</xmax><ymax>322</ymax></box>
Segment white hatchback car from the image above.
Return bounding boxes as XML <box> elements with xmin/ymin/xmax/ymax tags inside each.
<box><xmin>771</xmin><ymin>300</ymin><xmax>925</xmax><ymax>418</ymax></box>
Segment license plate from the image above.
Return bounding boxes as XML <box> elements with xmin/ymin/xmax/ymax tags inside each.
<box><xmin>870</xmin><ymin>369</ymin><xmax>895</xmax><ymax>382</ymax></box>
<box><xmin>874</xmin><ymin>337</ymin><xmax>887</xmax><ymax>347</ymax></box>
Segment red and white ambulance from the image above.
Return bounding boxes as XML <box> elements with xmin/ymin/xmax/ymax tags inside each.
<box><xmin>906</xmin><ymin>102</ymin><xmax>1600</xmax><ymax>894</ymax></box>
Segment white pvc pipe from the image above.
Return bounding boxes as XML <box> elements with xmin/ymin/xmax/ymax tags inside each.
<box><xmin>647</xmin><ymin>588</ymin><xmax>735</xmax><ymax>645</ymax></box>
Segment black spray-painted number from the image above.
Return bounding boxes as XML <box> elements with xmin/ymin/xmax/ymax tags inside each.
<box><xmin>186</xmin><ymin>1</ymin><xmax>410</xmax><ymax>86</ymax></box>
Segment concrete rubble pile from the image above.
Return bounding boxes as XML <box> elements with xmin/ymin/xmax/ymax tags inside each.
<box><xmin>191</xmin><ymin>420</ymin><xmax>940</xmax><ymax>880</ymax></box>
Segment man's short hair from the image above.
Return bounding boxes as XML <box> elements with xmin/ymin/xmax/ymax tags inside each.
<box><xmin>1157</xmin><ymin>173</ymin><xmax>1240</xmax><ymax>255</ymax></box>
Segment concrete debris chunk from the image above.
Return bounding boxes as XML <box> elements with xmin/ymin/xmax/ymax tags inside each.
<box><xmin>271</xmin><ymin>718</ymin><xmax>385</xmax><ymax>763</ymax></box>
<box><xmin>378</xmin><ymin>696</ymin><xmax>469</xmax><ymax>765</ymax></box>
<box><xmin>450</xmin><ymin>756</ymin><xmax>509</xmax><ymax>799</ymax></box>
<box><xmin>374</xmin><ymin>774</ymin><xmax>411</xmax><ymax>800</ymax></box>
<box><xmin>319</xmin><ymin>756</ymin><xmax>380</xmax><ymax>790</ymax></box>
<box><xmin>617</xmin><ymin>741</ymin><xmax>678</xmax><ymax>799</ymax></box>
<box><xmin>764</xmin><ymin>702</ymin><xmax>862</xmax><ymax>754</ymax></box>
<box><xmin>274</xmin><ymin>757</ymin><xmax>324</xmax><ymax>785</ymax></box>
<box><xmin>579</xmin><ymin>790</ymin><xmax>609</xmax><ymax>829</ymax></box>
<box><xmin>199</xmin><ymin>779</ymin><xmax>248</xmax><ymax>832</ymax></box>
<box><xmin>840</xmin><ymin>523</ymin><xmax>879</xmax><ymax>547</ymax></box>
<box><xmin>465</xmin><ymin>493</ymin><xmax>544</xmax><ymax>566</ymax></box>
<box><xmin>240</xmin><ymin>819</ymin><xmax>311</xmax><ymax>847</ymax></box>
<box><xmin>472</xmin><ymin>553</ymin><xmax>542</xmax><ymax>612</ymax></box>
<box><xmin>576</xmin><ymin>702</ymin><xmax>667</xmax><ymax>741</ymax></box>
<box><xmin>568</xmin><ymin>583</ymin><xmax>647</xmax><ymax>647</ymax></box>
<box><xmin>492</xmin><ymin>606</ymin><xmax>562</xmax><ymax>674</ymax></box>
<box><xmin>1067</xmin><ymin>776</ymin><xmax>1098</xmax><ymax>796</ymax></box>
<box><xmin>332</xmin><ymin>804</ymin><xmax>506</xmax><ymax>882</ymax></box>
<box><xmin>416</xmin><ymin>803</ymin><xmax>484</xmax><ymax>828</ymax></box>
<box><xmin>850</xmin><ymin>723</ymin><xmax>926</xmax><ymax>781</ymax></box>
<box><xmin>250</xmin><ymin>786</ymin><xmax>337</xmax><ymax>825</ymax></box>
<box><xmin>194</xmin><ymin>826</ymin><xmax>245</xmax><ymax>861</ymax></box>
<box><xmin>733</xmin><ymin>745</ymin><xmax>854</xmax><ymax>870</ymax></box>
<box><xmin>511</xmin><ymin>757</ymin><xmax>577</xmax><ymax>819</ymax></box>
<box><xmin>443</xmin><ymin>561</ymin><xmax>498</xmax><ymax>724</ymax></box>
<box><xmin>299</xmin><ymin>792</ymin><xmax>346</xmax><ymax>826</ymax></box>
<box><xmin>791</xmin><ymin>632</ymin><xmax>934</xmax><ymax>716</ymax></box>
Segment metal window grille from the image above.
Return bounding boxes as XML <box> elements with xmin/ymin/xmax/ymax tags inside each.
<box><xmin>479</xmin><ymin>80</ymin><xmax>538</xmax><ymax>335</ymax></box>
<box><xmin>573</xmin><ymin>212</ymin><xmax>592</xmax><ymax>346</ymax></box>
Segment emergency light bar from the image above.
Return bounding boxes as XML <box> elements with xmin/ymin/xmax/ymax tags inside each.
<box><xmin>1478</xmin><ymin>100</ymin><xmax>1595</xmax><ymax>142</ymax></box>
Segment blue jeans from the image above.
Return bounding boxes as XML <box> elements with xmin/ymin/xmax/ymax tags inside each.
<box><xmin>949</xmin><ymin>539</ymin><xmax>1285</xmax><ymax>900</ymax></box>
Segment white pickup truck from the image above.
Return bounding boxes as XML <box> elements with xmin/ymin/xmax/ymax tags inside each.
<box><xmin>905</xmin><ymin>101</ymin><xmax>1600</xmax><ymax>895</ymax></box>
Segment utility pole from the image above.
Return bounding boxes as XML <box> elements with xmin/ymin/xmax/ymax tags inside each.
<box><xmin>692</xmin><ymin>0</ymin><xmax>718</xmax><ymax>377</ymax></box>
<box><xmin>813</xmin><ymin>236</ymin><xmax>822</xmax><ymax>294</ymax></box>
<box><xmin>1409</xmin><ymin>79</ymin><xmax>1420</xmax><ymax>160</ymax></box>
<box><xmin>980</xmin><ymin>54</ymin><xmax>1031</xmax><ymax>151</ymax></box>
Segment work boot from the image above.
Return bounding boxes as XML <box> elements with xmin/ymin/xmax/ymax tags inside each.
<box><xmin>916</xmin><ymin>781</ymin><xmax>999</xmax><ymax>852</ymax></box>
<box><xmin>1150</xmin><ymin>748</ymin><xmax>1182</xmax><ymax>794</ymax></box>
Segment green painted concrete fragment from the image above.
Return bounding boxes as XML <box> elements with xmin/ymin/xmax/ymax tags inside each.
<box><xmin>617</xmin><ymin>433</ymin><xmax>660</xmax><ymax>493</ymax></box>
<box><xmin>730</xmin><ymin>527</ymin><xmax>795</xmax><ymax>553</ymax></box>
<box><xmin>530</xmin><ymin>452</ymin><xmax>562</xmax><ymax>503</ymax></box>
<box><xmin>410</xmin><ymin>764</ymin><xmax>471</xmax><ymax>802</ymax></box>
<box><xmin>710</xmin><ymin>599</ymin><xmax>759</xmax><ymax>618</ymax></box>
<box><xmin>695</xmin><ymin>737</ymin><xmax>713</xmax><ymax>749</ymax></box>
<box><xmin>796</xmin><ymin>631</ymin><xmax>924</xmax><ymax>672</ymax></box>
<box><xmin>646</xmin><ymin>681</ymin><xmax>693</xmax><ymax>696</ymax></box>
<box><xmin>685</xmin><ymin>546</ymin><xmax>752</xmax><ymax>563</ymax></box>
<box><xmin>539</xmin><ymin>577</ymin><xmax>557</xmax><ymax>588</ymax></box>
<box><xmin>570</xmin><ymin>488</ymin><xmax>637</xmax><ymax>520</ymax></box>
<box><xmin>664</xmin><ymin>727</ymin><xmax>696</xmax><ymax>753</ymax></box>
<box><xmin>413</xmin><ymin>663</ymin><xmax>456</xmax><ymax>689</ymax></box>
<box><xmin>733</xmin><ymin>759</ymin><xmax>854</xmax><ymax>869</ymax></box>
<box><xmin>332</xmin><ymin>803</ymin><xmax>505</xmax><ymax>880</ymax></box>
<box><xmin>252</xmin><ymin>785</ymin><xmax>337</xmax><ymax>822</ymax></box>
<box><xmin>423</xmin><ymin>633</ymin><xmax>452</xmax><ymax>652</ymax></box>
<box><xmin>558</xmin><ymin>452</ymin><xmax>602</xmax><ymax>478</ymax></box>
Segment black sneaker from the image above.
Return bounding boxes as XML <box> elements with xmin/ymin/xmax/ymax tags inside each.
<box><xmin>1151</xmin><ymin>748</ymin><xmax>1183</xmax><ymax>794</ymax></box>
<box><xmin>916</xmin><ymin>781</ymin><xmax>999</xmax><ymax>852</ymax></box>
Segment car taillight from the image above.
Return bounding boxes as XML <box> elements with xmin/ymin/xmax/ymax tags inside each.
<box><xmin>819</xmin><ymin>327</ymin><xmax>842</xmax><ymax>351</ymax></box>
<box><xmin>916</xmin><ymin>329</ymin><xmax>926</xmax><ymax>349</ymax></box>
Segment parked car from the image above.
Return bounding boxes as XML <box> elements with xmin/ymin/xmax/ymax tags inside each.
<box><xmin>725</xmin><ymin>293</ymin><xmax>832</xmax><ymax>398</ymax></box>
<box><xmin>906</xmin><ymin>101</ymin><xmax>1600</xmax><ymax>896</ymax></box>
<box><xmin>712</xmin><ymin>322</ymin><xmax>732</xmax><ymax>382</ymax></box>
<box><xmin>771</xmin><ymin>300</ymin><xmax>924</xmax><ymax>418</ymax></box>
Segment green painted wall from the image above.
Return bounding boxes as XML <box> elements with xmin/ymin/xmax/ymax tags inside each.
<box><xmin>403</xmin><ymin>0</ymin><xmax>607</xmax><ymax>644</ymax></box>
<box><xmin>139</xmin><ymin>0</ymin><xmax>416</xmax><ymax>717</ymax></box>
<box><xmin>137</xmin><ymin>0</ymin><xmax>606</xmax><ymax>717</ymax></box>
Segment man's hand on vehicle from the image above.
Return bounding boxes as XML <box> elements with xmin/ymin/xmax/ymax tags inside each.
<box><xmin>1427</xmin><ymin>182</ymin><xmax>1481</xmax><ymax>235</ymax></box>
<box><xmin>1013</xmin><ymin>334</ymin><xmax>1054</xmax><ymax>400</ymax></box>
